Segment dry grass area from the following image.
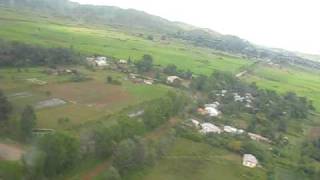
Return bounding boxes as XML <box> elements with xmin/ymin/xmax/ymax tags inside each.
<box><xmin>41</xmin><ymin>81</ymin><xmax>133</xmax><ymax>108</ymax></box>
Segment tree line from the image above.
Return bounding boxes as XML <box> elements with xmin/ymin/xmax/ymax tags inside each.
<box><xmin>0</xmin><ymin>40</ymin><xmax>81</xmax><ymax>67</ymax></box>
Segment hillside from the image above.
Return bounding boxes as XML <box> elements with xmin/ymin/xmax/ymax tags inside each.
<box><xmin>1</xmin><ymin>0</ymin><xmax>319</xmax><ymax>69</ymax></box>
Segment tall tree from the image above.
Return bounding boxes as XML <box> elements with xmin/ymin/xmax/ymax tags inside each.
<box><xmin>136</xmin><ymin>54</ymin><xmax>153</xmax><ymax>73</ymax></box>
<box><xmin>20</xmin><ymin>105</ymin><xmax>36</xmax><ymax>139</ymax></box>
<box><xmin>0</xmin><ymin>89</ymin><xmax>12</xmax><ymax>123</ymax></box>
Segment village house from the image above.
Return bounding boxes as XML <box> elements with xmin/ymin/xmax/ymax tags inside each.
<box><xmin>118</xmin><ymin>59</ymin><xmax>127</xmax><ymax>64</ymax></box>
<box><xmin>224</xmin><ymin>126</ymin><xmax>245</xmax><ymax>134</ymax></box>
<box><xmin>242</xmin><ymin>154</ymin><xmax>258</xmax><ymax>168</ymax></box>
<box><xmin>248</xmin><ymin>132</ymin><xmax>272</xmax><ymax>143</ymax></box>
<box><xmin>223</xmin><ymin>126</ymin><xmax>238</xmax><ymax>133</ymax></box>
<box><xmin>199</xmin><ymin>123</ymin><xmax>222</xmax><ymax>134</ymax></box>
<box><xmin>143</xmin><ymin>79</ymin><xmax>153</xmax><ymax>85</ymax></box>
<box><xmin>86</xmin><ymin>56</ymin><xmax>109</xmax><ymax>67</ymax></box>
<box><xmin>190</xmin><ymin>119</ymin><xmax>200</xmax><ymax>128</ymax></box>
<box><xmin>167</xmin><ymin>76</ymin><xmax>182</xmax><ymax>84</ymax></box>
<box><xmin>205</xmin><ymin>106</ymin><xmax>219</xmax><ymax>117</ymax></box>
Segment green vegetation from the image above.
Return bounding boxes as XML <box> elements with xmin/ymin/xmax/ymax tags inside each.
<box><xmin>127</xmin><ymin>138</ymin><xmax>267</xmax><ymax>180</ymax></box>
<box><xmin>0</xmin><ymin>7</ymin><xmax>251</xmax><ymax>75</ymax></box>
<box><xmin>245</xmin><ymin>64</ymin><xmax>320</xmax><ymax>111</ymax></box>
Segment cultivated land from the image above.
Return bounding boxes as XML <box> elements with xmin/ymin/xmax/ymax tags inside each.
<box><xmin>0</xmin><ymin>67</ymin><xmax>170</xmax><ymax>129</ymax></box>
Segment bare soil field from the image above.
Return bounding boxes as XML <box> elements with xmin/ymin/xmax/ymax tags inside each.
<box><xmin>41</xmin><ymin>81</ymin><xmax>133</xmax><ymax>108</ymax></box>
<box><xmin>0</xmin><ymin>143</ymin><xmax>24</xmax><ymax>161</ymax></box>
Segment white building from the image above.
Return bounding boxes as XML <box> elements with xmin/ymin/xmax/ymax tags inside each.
<box><xmin>242</xmin><ymin>154</ymin><xmax>258</xmax><ymax>168</ymax></box>
<box><xmin>167</xmin><ymin>76</ymin><xmax>181</xmax><ymax>84</ymax></box>
<box><xmin>190</xmin><ymin>119</ymin><xmax>200</xmax><ymax>128</ymax></box>
<box><xmin>223</xmin><ymin>126</ymin><xmax>238</xmax><ymax>134</ymax></box>
<box><xmin>248</xmin><ymin>133</ymin><xmax>271</xmax><ymax>143</ymax></box>
<box><xmin>119</xmin><ymin>59</ymin><xmax>127</xmax><ymax>64</ymax></box>
<box><xmin>204</xmin><ymin>107</ymin><xmax>219</xmax><ymax>117</ymax></box>
<box><xmin>204</xmin><ymin>101</ymin><xmax>220</xmax><ymax>109</ymax></box>
<box><xmin>200</xmin><ymin>123</ymin><xmax>222</xmax><ymax>134</ymax></box>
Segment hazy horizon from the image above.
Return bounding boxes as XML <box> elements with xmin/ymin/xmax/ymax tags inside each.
<box><xmin>71</xmin><ymin>0</ymin><xmax>320</xmax><ymax>55</ymax></box>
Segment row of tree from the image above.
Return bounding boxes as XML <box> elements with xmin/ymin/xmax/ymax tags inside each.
<box><xmin>0</xmin><ymin>40</ymin><xmax>81</xmax><ymax>67</ymax></box>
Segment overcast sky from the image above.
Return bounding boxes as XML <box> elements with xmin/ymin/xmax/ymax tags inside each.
<box><xmin>71</xmin><ymin>0</ymin><xmax>320</xmax><ymax>55</ymax></box>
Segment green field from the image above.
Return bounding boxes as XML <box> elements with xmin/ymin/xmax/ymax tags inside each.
<box><xmin>0</xmin><ymin>7</ymin><xmax>251</xmax><ymax>75</ymax></box>
<box><xmin>244</xmin><ymin>64</ymin><xmax>320</xmax><ymax>111</ymax></box>
<box><xmin>127</xmin><ymin>138</ymin><xmax>267</xmax><ymax>180</ymax></box>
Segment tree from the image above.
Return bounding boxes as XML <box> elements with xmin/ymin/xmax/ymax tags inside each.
<box><xmin>20</xmin><ymin>105</ymin><xmax>36</xmax><ymax>139</ymax></box>
<box><xmin>136</xmin><ymin>54</ymin><xmax>153</xmax><ymax>73</ymax></box>
<box><xmin>0</xmin><ymin>89</ymin><xmax>12</xmax><ymax>123</ymax></box>
<box><xmin>38</xmin><ymin>133</ymin><xmax>80</xmax><ymax>177</ymax></box>
<box><xmin>163</xmin><ymin>64</ymin><xmax>177</xmax><ymax>75</ymax></box>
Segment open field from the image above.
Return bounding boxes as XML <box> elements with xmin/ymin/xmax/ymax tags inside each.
<box><xmin>127</xmin><ymin>138</ymin><xmax>267</xmax><ymax>180</ymax></box>
<box><xmin>0</xmin><ymin>7</ymin><xmax>252</xmax><ymax>75</ymax></box>
<box><xmin>244</xmin><ymin>64</ymin><xmax>320</xmax><ymax>111</ymax></box>
<box><xmin>0</xmin><ymin>67</ymin><xmax>170</xmax><ymax>129</ymax></box>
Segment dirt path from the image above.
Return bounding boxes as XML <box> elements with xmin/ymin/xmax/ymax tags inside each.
<box><xmin>80</xmin><ymin>118</ymin><xmax>180</xmax><ymax>180</ymax></box>
<box><xmin>82</xmin><ymin>161</ymin><xmax>110</xmax><ymax>180</ymax></box>
<box><xmin>0</xmin><ymin>143</ymin><xmax>24</xmax><ymax>161</ymax></box>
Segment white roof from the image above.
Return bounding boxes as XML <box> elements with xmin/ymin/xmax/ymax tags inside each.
<box><xmin>191</xmin><ymin>119</ymin><xmax>200</xmax><ymax>126</ymax></box>
<box><xmin>243</xmin><ymin>154</ymin><xmax>258</xmax><ymax>164</ymax></box>
<box><xmin>200</xmin><ymin>123</ymin><xmax>221</xmax><ymax>134</ymax></box>
<box><xmin>224</xmin><ymin>126</ymin><xmax>238</xmax><ymax>133</ymax></box>
<box><xmin>167</xmin><ymin>76</ymin><xmax>180</xmax><ymax>83</ymax></box>
<box><xmin>205</xmin><ymin>107</ymin><xmax>219</xmax><ymax>117</ymax></box>
<box><xmin>95</xmin><ymin>59</ymin><xmax>108</xmax><ymax>66</ymax></box>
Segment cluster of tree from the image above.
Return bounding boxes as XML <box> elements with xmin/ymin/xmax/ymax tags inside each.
<box><xmin>24</xmin><ymin>133</ymin><xmax>80</xmax><ymax>179</ymax></box>
<box><xmin>106</xmin><ymin>76</ymin><xmax>122</xmax><ymax>85</ymax></box>
<box><xmin>0</xmin><ymin>40</ymin><xmax>81</xmax><ymax>67</ymax></box>
<box><xmin>298</xmin><ymin>138</ymin><xmax>320</xmax><ymax>179</ymax></box>
<box><xmin>113</xmin><ymin>131</ymin><xmax>176</xmax><ymax>176</ymax></box>
<box><xmin>301</xmin><ymin>138</ymin><xmax>320</xmax><ymax>162</ymax></box>
<box><xmin>0</xmin><ymin>90</ymin><xmax>12</xmax><ymax>123</ymax></box>
<box><xmin>135</xmin><ymin>54</ymin><xmax>154</xmax><ymax>73</ymax></box>
<box><xmin>163</xmin><ymin>64</ymin><xmax>193</xmax><ymax>79</ymax></box>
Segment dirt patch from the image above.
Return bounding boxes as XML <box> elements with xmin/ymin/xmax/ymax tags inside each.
<box><xmin>308</xmin><ymin>127</ymin><xmax>320</xmax><ymax>140</ymax></box>
<box><xmin>35</xmin><ymin>98</ymin><xmax>67</xmax><ymax>109</ymax></box>
<box><xmin>0</xmin><ymin>143</ymin><xmax>24</xmax><ymax>161</ymax></box>
<box><xmin>82</xmin><ymin>160</ymin><xmax>110</xmax><ymax>180</ymax></box>
<box><xmin>41</xmin><ymin>81</ymin><xmax>132</xmax><ymax>108</ymax></box>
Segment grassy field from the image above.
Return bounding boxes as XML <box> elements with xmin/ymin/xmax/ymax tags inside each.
<box><xmin>127</xmin><ymin>138</ymin><xmax>267</xmax><ymax>180</ymax></box>
<box><xmin>0</xmin><ymin>7</ymin><xmax>251</xmax><ymax>75</ymax></box>
<box><xmin>244</xmin><ymin>64</ymin><xmax>320</xmax><ymax>111</ymax></box>
<box><xmin>0</xmin><ymin>67</ymin><xmax>170</xmax><ymax>129</ymax></box>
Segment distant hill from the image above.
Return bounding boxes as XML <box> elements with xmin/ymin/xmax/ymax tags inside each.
<box><xmin>1</xmin><ymin>0</ymin><xmax>319</xmax><ymax>69</ymax></box>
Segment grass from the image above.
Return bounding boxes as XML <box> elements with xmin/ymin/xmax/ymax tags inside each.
<box><xmin>126</xmin><ymin>138</ymin><xmax>267</xmax><ymax>180</ymax></box>
<box><xmin>0</xmin><ymin>7</ymin><xmax>251</xmax><ymax>75</ymax></box>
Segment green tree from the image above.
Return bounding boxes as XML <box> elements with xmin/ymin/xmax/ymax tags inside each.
<box><xmin>0</xmin><ymin>89</ymin><xmax>12</xmax><ymax>123</ymax></box>
<box><xmin>38</xmin><ymin>133</ymin><xmax>80</xmax><ymax>177</ymax></box>
<box><xmin>20</xmin><ymin>105</ymin><xmax>36</xmax><ymax>139</ymax></box>
<box><xmin>136</xmin><ymin>54</ymin><xmax>153</xmax><ymax>73</ymax></box>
